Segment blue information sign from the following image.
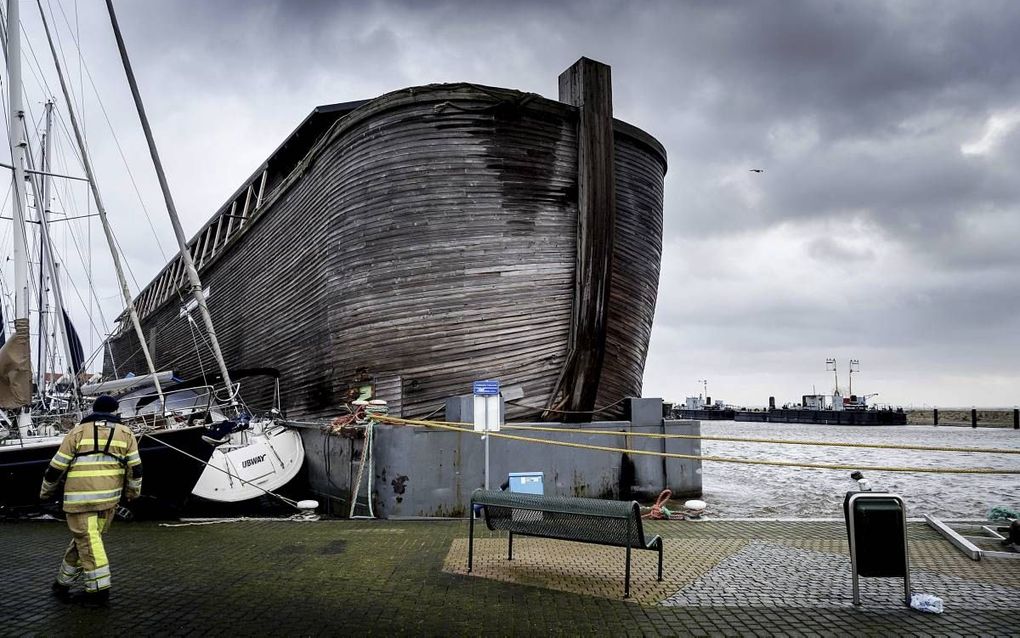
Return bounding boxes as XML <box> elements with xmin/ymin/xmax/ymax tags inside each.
<box><xmin>472</xmin><ymin>380</ymin><xmax>500</xmax><ymax>396</ymax></box>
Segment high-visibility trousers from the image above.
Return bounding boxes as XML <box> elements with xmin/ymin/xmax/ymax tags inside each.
<box><xmin>55</xmin><ymin>508</ymin><xmax>116</xmax><ymax>593</ymax></box>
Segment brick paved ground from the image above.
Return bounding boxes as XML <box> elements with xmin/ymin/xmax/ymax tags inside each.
<box><xmin>1</xmin><ymin>518</ymin><xmax>1017</xmax><ymax>636</ymax></box>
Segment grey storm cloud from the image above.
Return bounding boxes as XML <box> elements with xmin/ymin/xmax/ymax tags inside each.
<box><xmin>4</xmin><ymin>0</ymin><xmax>1019</xmax><ymax>406</ymax></box>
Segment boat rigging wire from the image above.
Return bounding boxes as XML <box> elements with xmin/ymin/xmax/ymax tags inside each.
<box><xmin>39</xmin><ymin>232</ymin><xmax>107</xmax><ymax>334</ymax></box>
<box><xmin>0</xmin><ymin>160</ymin><xmax>88</xmax><ymax>181</ymax></box>
<box><xmin>4</xmin><ymin>5</ymin><xmax>141</xmax><ymax>374</ymax></box>
<box><xmin>44</xmin><ymin>128</ymin><xmax>116</xmax><ymax>360</ymax></box>
<box><xmin>36</xmin><ymin>0</ymin><xmax>169</xmax><ymax>362</ymax></box>
<box><xmin>41</xmin><ymin>0</ymin><xmax>170</xmax><ymax>260</ymax></box>
<box><xmin>185</xmin><ymin>313</ymin><xmax>210</xmax><ymax>386</ymax></box>
<box><xmin>35</xmin><ymin>2</ymin><xmax>169</xmax><ymax>406</ymax></box>
<box><xmin>106</xmin><ymin>0</ymin><xmax>236</xmax><ymax>402</ymax></box>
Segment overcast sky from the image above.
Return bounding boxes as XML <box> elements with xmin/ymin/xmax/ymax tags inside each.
<box><xmin>2</xmin><ymin>0</ymin><xmax>1019</xmax><ymax>408</ymax></box>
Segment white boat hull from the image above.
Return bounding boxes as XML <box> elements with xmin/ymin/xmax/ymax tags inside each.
<box><xmin>191</xmin><ymin>422</ymin><xmax>304</xmax><ymax>502</ymax></box>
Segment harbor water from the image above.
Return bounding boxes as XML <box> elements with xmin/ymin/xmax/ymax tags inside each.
<box><xmin>699</xmin><ymin>421</ymin><xmax>1020</xmax><ymax>519</ymax></box>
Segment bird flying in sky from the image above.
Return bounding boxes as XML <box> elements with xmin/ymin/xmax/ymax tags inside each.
<box><xmin>749</xmin><ymin>169</ymin><xmax>765</xmax><ymax>173</ymax></box>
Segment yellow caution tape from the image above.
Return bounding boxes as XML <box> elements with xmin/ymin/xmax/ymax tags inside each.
<box><xmin>373</xmin><ymin>415</ymin><xmax>1020</xmax><ymax>475</ymax></box>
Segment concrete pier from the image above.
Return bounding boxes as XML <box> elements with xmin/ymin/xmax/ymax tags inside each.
<box><xmin>299</xmin><ymin>398</ymin><xmax>702</xmax><ymax>518</ymax></box>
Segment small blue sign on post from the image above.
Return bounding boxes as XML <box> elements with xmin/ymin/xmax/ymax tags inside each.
<box><xmin>472</xmin><ymin>380</ymin><xmax>500</xmax><ymax>396</ymax></box>
<box><xmin>472</xmin><ymin>380</ymin><xmax>502</xmax><ymax>491</ymax></box>
<box><xmin>509</xmin><ymin>472</ymin><xmax>544</xmax><ymax>495</ymax></box>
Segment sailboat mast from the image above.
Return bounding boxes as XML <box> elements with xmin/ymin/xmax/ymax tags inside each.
<box><xmin>105</xmin><ymin>0</ymin><xmax>234</xmax><ymax>398</ymax></box>
<box><xmin>35</xmin><ymin>103</ymin><xmax>51</xmax><ymax>405</ymax></box>
<box><xmin>6</xmin><ymin>0</ymin><xmax>32</xmax><ymax>427</ymax></box>
<box><xmin>35</xmin><ymin>0</ymin><xmax>165</xmax><ymax>406</ymax></box>
<box><xmin>6</xmin><ymin>0</ymin><xmax>30</xmax><ymax>326</ymax></box>
<box><xmin>29</xmin><ymin>99</ymin><xmax>82</xmax><ymax>411</ymax></box>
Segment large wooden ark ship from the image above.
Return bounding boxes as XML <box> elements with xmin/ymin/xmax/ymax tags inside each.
<box><xmin>106</xmin><ymin>58</ymin><xmax>667</xmax><ymax>422</ymax></box>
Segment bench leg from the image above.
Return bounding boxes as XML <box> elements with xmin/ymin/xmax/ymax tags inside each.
<box><xmin>508</xmin><ymin>531</ymin><xmax>513</xmax><ymax>561</ymax></box>
<box><xmin>468</xmin><ymin>506</ymin><xmax>475</xmax><ymax>573</ymax></box>
<box><xmin>657</xmin><ymin>539</ymin><xmax>663</xmax><ymax>581</ymax></box>
<box><xmin>625</xmin><ymin>544</ymin><xmax>632</xmax><ymax>598</ymax></box>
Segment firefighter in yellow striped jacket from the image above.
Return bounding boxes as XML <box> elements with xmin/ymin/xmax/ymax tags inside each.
<box><xmin>40</xmin><ymin>395</ymin><xmax>142</xmax><ymax>606</ymax></box>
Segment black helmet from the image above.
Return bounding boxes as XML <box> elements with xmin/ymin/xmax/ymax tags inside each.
<box><xmin>93</xmin><ymin>394</ymin><xmax>120</xmax><ymax>414</ymax></box>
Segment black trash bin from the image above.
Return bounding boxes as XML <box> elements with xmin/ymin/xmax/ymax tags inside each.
<box><xmin>843</xmin><ymin>492</ymin><xmax>911</xmax><ymax>606</ymax></box>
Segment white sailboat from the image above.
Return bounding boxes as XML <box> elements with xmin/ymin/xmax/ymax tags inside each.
<box><xmin>0</xmin><ymin>0</ymin><xmax>216</xmax><ymax>515</ymax></box>
<box><xmin>103</xmin><ymin>0</ymin><xmax>304</xmax><ymax>504</ymax></box>
<box><xmin>2</xmin><ymin>0</ymin><xmax>304</xmax><ymax>511</ymax></box>
<box><xmin>193</xmin><ymin>382</ymin><xmax>305</xmax><ymax>503</ymax></box>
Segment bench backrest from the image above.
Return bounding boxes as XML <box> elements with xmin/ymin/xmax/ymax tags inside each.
<box><xmin>471</xmin><ymin>489</ymin><xmax>649</xmax><ymax>549</ymax></box>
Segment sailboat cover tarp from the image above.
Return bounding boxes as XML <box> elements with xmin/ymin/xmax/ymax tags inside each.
<box><xmin>62</xmin><ymin>310</ymin><xmax>85</xmax><ymax>377</ymax></box>
<box><xmin>80</xmin><ymin>370</ymin><xmax>175</xmax><ymax>396</ymax></box>
<box><xmin>0</xmin><ymin>318</ymin><xmax>32</xmax><ymax>407</ymax></box>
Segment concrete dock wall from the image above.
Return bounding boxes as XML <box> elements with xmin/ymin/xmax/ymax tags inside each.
<box><xmin>297</xmin><ymin>399</ymin><xmax>702</xmax><ymax>518</ymax></box>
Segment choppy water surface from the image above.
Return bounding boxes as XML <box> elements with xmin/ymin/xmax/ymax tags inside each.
<box><xmin>698</xmin><ymin>421</ymin><xmax>1020</xmax><ymax>519</ymax></box>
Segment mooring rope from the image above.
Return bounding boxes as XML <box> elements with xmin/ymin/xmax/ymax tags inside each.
<box><xmin>348</xmin><ymin>421</ymin><xmax>375</xmax><ymax>519</ymax></box>
<box><xmin>371</xmin><ymin>415</ymin><xmax>1020</xmax><ymax>475</ymax></box>
<box><xmin>158</xmin><ymin>514</ymin><xmax>318</xmax><ymax>527</ymax></box>
<box><xmin>499</xmin><ymin>425</ymin><xmax>1020</xmax><ymax>455</ymax></box>
<box><xmin>357</xmin><ymin>415</ymin><xmax>1020</xmax><ymax>456</ymax></box>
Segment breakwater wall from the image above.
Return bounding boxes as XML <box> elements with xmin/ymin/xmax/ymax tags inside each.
<box><xmin>907</xmin><ymin>408</ymin><xmax>1020</xmax><ymax>429</ymax></box>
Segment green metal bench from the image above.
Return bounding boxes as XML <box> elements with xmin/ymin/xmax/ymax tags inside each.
<box><xmin>468</xmin><ymin>488</ymin><xmax>663</xmax><ymax>597</ymax></box>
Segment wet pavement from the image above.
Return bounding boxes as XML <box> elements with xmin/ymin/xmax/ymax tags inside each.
<box><xmin>2</xmin><ymin>517</ymin><xmax>1018</xmax><ymax>636</ymax></box>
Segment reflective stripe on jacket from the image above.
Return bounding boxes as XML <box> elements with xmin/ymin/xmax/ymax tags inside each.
<box><xmin>40</xmin><ymin>419</ymin><xmax>143</xmax><ymax>513</ymax></box>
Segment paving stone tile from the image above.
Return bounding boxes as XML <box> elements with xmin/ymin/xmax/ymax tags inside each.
<box><xmin>1</xmin><ymin>519</ymin><xmax>1017</xmax><ymax>636</ymax></box>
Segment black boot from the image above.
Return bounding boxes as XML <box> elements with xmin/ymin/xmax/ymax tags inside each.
<box><xmin>72</xmin><ymin>589</ymin><xmax>110</xmax><ymax>608</ymax></box>
<box><xmin>51</xmin><ymin>581</ymin><xmax>72</xmax><ymax>601</ymax></box>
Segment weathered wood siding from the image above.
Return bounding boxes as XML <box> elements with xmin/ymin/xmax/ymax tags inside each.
<box><xmin>107</xmin><ymin>83</ymin><xmax>666</xmax><ymax>422</ymax></box>
<box><xmin>596</xmin><ymin>125</ymin><xmax>666</xmax><ymax>415</ymax></box>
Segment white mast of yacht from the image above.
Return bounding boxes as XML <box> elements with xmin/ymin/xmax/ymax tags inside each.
<box><xmin>6</xmin><ymin>0</ymin><xmax>34</xmax><ymax>432</ymax></box>
<box><xmin>34</xmin><ymin>103</ymin><xmax>51</xmax><ymax>407</ymax></box>
<box><xmin>104</xmin><ymin>0</ymin><xmax>235</xmax><ymax>401</ymax></box>
<box><xmin>27</xmin><ymin>99</ymin><xmax>83</xmax><ymax>412</ymax></box>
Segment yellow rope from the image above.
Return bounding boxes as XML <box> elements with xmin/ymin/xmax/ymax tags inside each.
<box><xmin>501</xmin><ymin>425</ymin><xmax>1020</xmax><ymax>455</ymax></box>
<box><xmin>373</xmin><ymin>415</ymin><xmax>1020</xmax><ymax>475</ymax></box>
<box><xmin>372</xmin><ymin>416</ymin><xmax>1020</xmax><ymax>455</ymax></box>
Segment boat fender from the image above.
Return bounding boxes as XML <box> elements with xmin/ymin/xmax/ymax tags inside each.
<box><xmin>296</xmin><ymin>499</ymin><xmax>319</xmax><ymax>511</ymax></box>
